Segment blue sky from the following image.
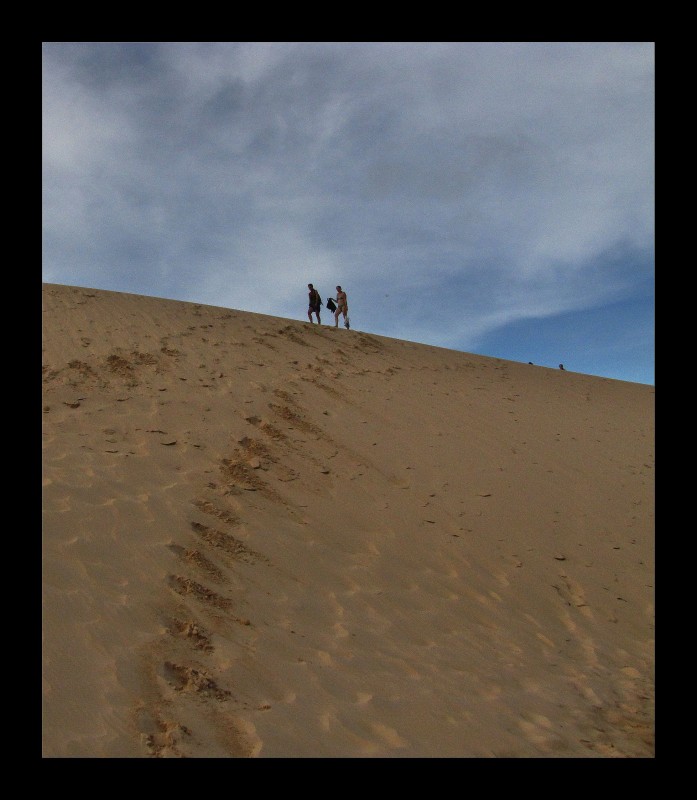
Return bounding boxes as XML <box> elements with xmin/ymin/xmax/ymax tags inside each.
<box><xmin>42</xmin><ymin>42</ymin><xmax>654</xmax><ymax>385</ymax></box>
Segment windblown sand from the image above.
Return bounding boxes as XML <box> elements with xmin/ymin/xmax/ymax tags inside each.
<box><xmin>42</xmin><ymin>283</ymin><xmax>654</xmax><ymax>758</ymax></box>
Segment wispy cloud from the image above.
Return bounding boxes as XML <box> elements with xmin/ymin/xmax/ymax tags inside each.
<box><xmin>42</xmin><ymin>42</ymin><xmax>654</xmax><ymax>383</ymax></box>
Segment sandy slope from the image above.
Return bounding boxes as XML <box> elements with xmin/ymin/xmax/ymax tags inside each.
<box><xmin>42</xmin><ymin>283</ymin><xmax>654</xmax><ymax>758</ymax></box>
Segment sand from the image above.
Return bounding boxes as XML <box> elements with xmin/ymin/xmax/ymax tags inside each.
<box><xmin>41</xmin><ymin>282</ymin><xmax>655</xmax><ymax>758</ymax></box>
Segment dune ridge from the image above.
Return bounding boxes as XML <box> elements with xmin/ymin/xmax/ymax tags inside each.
<box><xmin>42</xmin><ymin>283</ymin><xmax>654</xmax><ymax>758</ymax></box>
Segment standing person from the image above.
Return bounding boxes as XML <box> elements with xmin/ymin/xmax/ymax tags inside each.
<box><xmin>307</xmin><ymin>283</ymin><xmax>322</xmax><ymax>324</ymax></box>
<box><xmin>334</xmin><ymin>285</ymin><xmax>349</xmax><ymax>328</ymax></box>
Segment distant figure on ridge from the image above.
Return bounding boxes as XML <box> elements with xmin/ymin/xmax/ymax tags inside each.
<box><xmin>334</xmin><ymin>285</ymin><xmax>349</xmax><ymax>329</ymax></box>
<box><xmin>307</xmin><ymin>283</ymin><xmax>322</xmax><ymax>324</ymax></box>
<box><xmin>559</xmin><ymin>363</ymin><xmax>565</xmax><ymax>370</ymax></box>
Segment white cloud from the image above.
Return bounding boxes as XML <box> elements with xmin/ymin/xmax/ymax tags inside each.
<box><xmin>42</xmin><ymin>42</ymin><xmax>655</xmax><ymax>382</ymax></box>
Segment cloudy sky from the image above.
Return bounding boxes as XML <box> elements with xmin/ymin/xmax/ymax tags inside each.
<box><xmin>42</xmin><ymin>42</ymin><xmax>655</xmax><ymax>385</ymax></box>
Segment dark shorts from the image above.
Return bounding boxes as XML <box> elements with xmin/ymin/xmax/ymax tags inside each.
<box><xmin>309</xmin><ymin>303</ymin><xmax>320</xmax><ymax>313</ymax></box>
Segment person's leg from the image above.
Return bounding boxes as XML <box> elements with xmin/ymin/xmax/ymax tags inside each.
<box><xmin>308</xmin><ymin>309</ymin><xmax>313</xmax><ymax>322</ymax></box>
<box><xmin>334</xmin><ymin>308</ymin><xmax>340</xmax><ymax>327</ymax></box>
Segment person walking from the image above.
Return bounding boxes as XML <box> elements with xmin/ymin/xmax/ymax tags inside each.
<box><xmin>307</xmin><ymin>283</ymin><xmax>322</xmax><ymax>324</ymax></box>
<box><xmin>334</xmin><ymin>285</ymin><xmax>349</xmax><ymax>328</ymax></box>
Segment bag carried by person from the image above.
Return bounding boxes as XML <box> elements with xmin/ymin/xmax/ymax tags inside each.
<box><xmin>326</xmin><ymin>297</ymin><xmax>337</xmax><ymax>312</ymax></box>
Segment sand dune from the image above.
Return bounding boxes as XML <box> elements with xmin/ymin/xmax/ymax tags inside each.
<box><xmin>41</xmin><ymin>283</ymin><xmax>654</xmax><ymax>758</ymax></box>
